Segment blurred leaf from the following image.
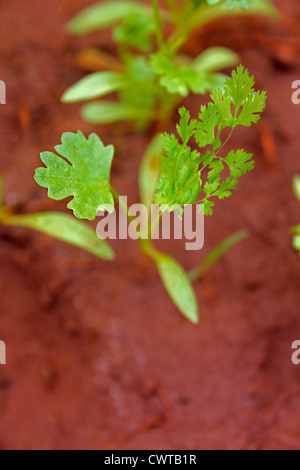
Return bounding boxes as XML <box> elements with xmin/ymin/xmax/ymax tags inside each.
<box><xmin>68</xmin><ymin>1</ymin><xmax>153</xmax><ymax>35</ymax></box>
<box><xmin>293</xmin><ymin>176</ymin><xmax>300</xmax><ymax>203</ymax></box>
<box><xmin>154</xmin><ymin>252</ymin><xmax>199</xmax><ymax>323</ymax></box>
<box><xmin>151</xmin><ymin>52</ymin><xmax>227</xmax><ymax>97</ymax></box>
<box><xmin>81</xmin><ymin>101</ymin><xmax>152</xmax><ymax>124</ymax></box>
<box><xmin>192</xmin><ymin>47</ymin><xmax>239</xmax><ymax>73</ymax></box>
<box><xmin>189</xmin><ymin>0</ymin><xmax>279</xmax><ymax>33</ymax></box>
<box><xmin>62</xmin><ymin>72</ymin><xmax>126</xmax><ymax>103</ymax></box>
<box><xmin>2</xmin><ymin>212</ymin><xmax>115</xmax><ymax>260</ymax></box>
<box><xmin>291</xmin><ymin>225</ymin><xmax>300</xmax><ymax>254</ymax></box>
<box><xmin>113</xmin><ymin>11</ymin><xmax>155</xmax><ymax>52</ymax></box>
<box><xmin>139</xmin><ymin>134</ymin><xmax>163</xmax><ymax>209</ymax></box>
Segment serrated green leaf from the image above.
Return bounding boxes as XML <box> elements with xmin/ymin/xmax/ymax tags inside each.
<box><xmin>226</xmin><ymin>149</ymin><xmax>254</xmax><ymax>177</ymax></box>
<box><xmin>155</xmin><ymin>66</ymin><xmax>265</xmax><ymax>216</ymax></box>
<box><xmin>177</xmin><ymin>107</ymin><xmax>197</xmax><ymax>145</ymax></box>
<box><xmin>68</xmin><ymin>1</ymin><xmax>153</xmax><ymax>35</ymax></box>
<box><xmin>211</xmin><ymin>65</ymin><xmax>267</xmax><ymax>128</ymax></box>
<box><xmin>154</xmin><ymin>252</ymin><xmax>199</xmax><ymax>323</ymax></box>
<box><xmin>195</xmin><ymin>103</ymin><xmax>222</xmax><ymax>150</ymax></box>
<box><xmin>35</xmin><ymin>131</ymin><xmax>114</xmax><ymax>221</ymax></box>
<box><xmin>2</xmin><ymin>212</ymin><xmax>115</xmax><ymax>260</ymax></box>
<box><xmin>62</xmin><ymin>72</ymin><xmax>126</xmax><ymax>103</ymax></box>
<box><xmin>154</xmin><ymin>132</ymin><xmax>201</xmax><ymax>208</ymax></box>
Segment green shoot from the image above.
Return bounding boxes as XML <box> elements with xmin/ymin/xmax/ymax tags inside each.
<box><xmin>155</xmin><ymin>65</ymin><xmax>266</xmax><ymax>215</ymax></box>
<box><xmin>189</xmin><ymin>229</ymin><xmax>248</xmax><ymax>281</ymax></box>
<box><xmin>62</xmin><ymin>0</ymin><xmax>277</xmax><ymax>128</ymax></box>
<box><xmin>33</xmin><ymin>66</ymin><xmax>266</xmax><ymax>323</ymax></box>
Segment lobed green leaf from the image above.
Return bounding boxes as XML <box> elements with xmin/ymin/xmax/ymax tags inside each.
<box><xmin>35</xmin><ymin>131</ymin><xmax>114</xmax><ymax>221</ymax></box>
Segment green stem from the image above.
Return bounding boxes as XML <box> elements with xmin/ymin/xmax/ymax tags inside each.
<box><xmin>151</xmin><ymin>0</ymin><xmax>164</xmax><ymax>50</ymax></box>
<box><xmin>110</xmin><ymin>184</ymin><xmax>159</xmax><ymax>256</ymax></box>
<box><xmin>188</xmin><ymin>229</ymin><xmax>249</xmax><ymax>282</ymax></box>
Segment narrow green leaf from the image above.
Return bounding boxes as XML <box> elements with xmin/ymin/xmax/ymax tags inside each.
<box><xmin>293</xmin><ymin>176</ymin><xmax>300</xmax><ymax>203</ymax></box>
<box><xmin>81</xmin><ymin>101</ymin><xmax>151</xmax><ymax>124</ymax></box>
<box><xmin>62</xmin><ymin>72</ymin><xmax>126</xmax><ymax>103</ymax></box>
<box><xmin>68</xmin><ymin>1</ymin><xmax>153</xmax><ymax>35</ymax></box>
<box><xmin>154</xmin><ymin>252</ymin><xmax>199</xmax><ymax>323</ymax></box>
<box><xmin>192</xmin><ymin>47</ymin><xmax>239</xmax><ymax>73</ymax></box>
<box><xmin>2</xmin><ymin>212</ymin><xmax>115</xmax><ymax>260</ymax></box>
<box><xmin>139</xmin><ymin>134</ymin><xmax>163</xmax><ymax>209</ymax></box>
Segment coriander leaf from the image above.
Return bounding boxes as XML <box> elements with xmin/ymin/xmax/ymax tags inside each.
<box><xmin>155</xmin><ymin>66</ymin><xmax>266</xmax><ymax>216</ymax></box>
<box><xmin>194</xmin><ymin>103</ymin><xmax>222</xmax><ymax>150</ymax></box>
<box><xmin>211</xmin><ymin>65</ymin><xmax>267</xmax><ymax>128</ymax></box>
<box><xmin>154</xmin><ymin>132</ymin><xmax>201</xmax><ymax>208</ymax></box>
<box><xmin>226</xmin><ymin>149</ymin><xmax>254</xmax><ymax>177</ymax></box>
<box><xmin>176</xmin><ymin>107</ymin><xmax>197</xmax><ymax>145</ymax></box>
<box><xmin>35</xmin><ymin>131</ymin><xmax>114</xmax><ymax>221</ymax></box>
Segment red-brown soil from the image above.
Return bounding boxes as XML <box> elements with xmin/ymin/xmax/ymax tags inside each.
<box><xmin>0</xmin><ymin>0</ymin><xmax>300</xmax><ymax>450</ymax></box>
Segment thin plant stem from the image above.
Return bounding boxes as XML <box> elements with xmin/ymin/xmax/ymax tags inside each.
<box><xmin>151</xmin><ymin>0</ymin><xmax>164</xmax><ymax>50</ymax></box>
<box><xmin>188</xmin><ymin>229</ymin><xmax>249</xmax><ymax>282</ymax></box>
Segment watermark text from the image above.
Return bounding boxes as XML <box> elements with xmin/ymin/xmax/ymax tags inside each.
<box><xmin>96</xmin><ymin>200</ymin><xmax>204</xmax><ymax>251</ymax></box>
<box><xmin>0</xmin><ymin>341</ymin><xmax>6</xmax><ymax>365</ymax></box>
<box><xmin>0</xmin><ymin>80</ymin><xmax>6</xmax><ymax>104</ymax></box>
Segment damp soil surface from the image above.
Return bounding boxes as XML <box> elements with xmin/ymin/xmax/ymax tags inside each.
<box><xmin>0</xmin><ymin>0</ymin><xmax>300</xmax><ymax>450</ymax></box>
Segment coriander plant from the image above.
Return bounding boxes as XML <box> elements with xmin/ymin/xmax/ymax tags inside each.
<box><xmin>31</xmin><ymin>67</ymin><xmax>266</xmax><ymax>322</ymax></box>
<box><xmin>62</xmin><ymin>0</ymin><xmax>276</xmax><ymax>129</ymax></box>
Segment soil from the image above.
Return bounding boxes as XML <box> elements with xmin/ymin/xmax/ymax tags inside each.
<box><xmin>0</xmin><ymin>0</ymin><xmax>300</xmax><ymax>450</ymax></box>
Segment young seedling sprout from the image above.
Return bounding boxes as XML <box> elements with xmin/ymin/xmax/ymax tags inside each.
<box><xmin>31</xmin><ymin>66</ymin><xmax>266</xmax><ymax>323</ymax></box>
<box><xmin>61</xmin><ymin>0</ymin><xmax>276</xmax><ymax>129</ymax></box>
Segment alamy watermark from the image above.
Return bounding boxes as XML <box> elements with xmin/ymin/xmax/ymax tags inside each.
<box><xmin>0</xmin><ymin>341</ymin><xmax>6</xmax><ymax>365</ymax></box>
<box><xmin>96</xmin><ymin>200</ymin><xmax>205</xmax><ymax>251</ymax></box>
<box><xmin>0</xmin><ymin>80</ymin><xmax>6</xmax><ymax>104</ymax></box>
<box><xmin>291</xmin><ymin>340</ymin><xmax>300</xmax><ymax>365</ymax></box>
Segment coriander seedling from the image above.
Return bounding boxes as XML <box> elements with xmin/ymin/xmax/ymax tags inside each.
<box><xmin>62</xmin><ymin>0</ymin><xmax>276</xmax><ymax>129</ymax></box>
<box><xmin>34</xmin><ymin>66</ymin><xmax>266</xmax><ymax>322</ymax></box>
